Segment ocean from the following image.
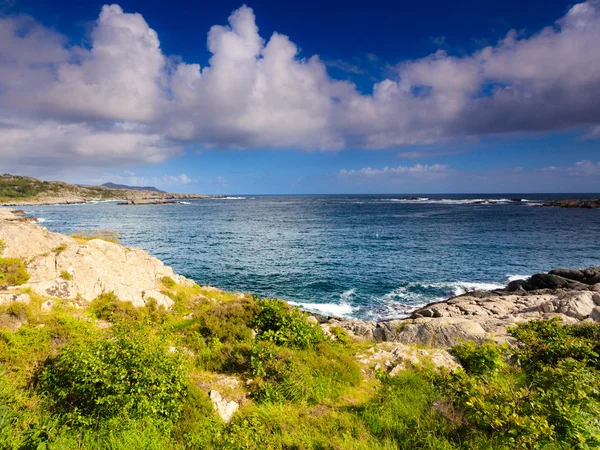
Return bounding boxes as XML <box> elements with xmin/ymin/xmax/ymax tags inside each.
<box><xmin>20</xmin><ymin>194</ymin><xmax>600</xmax><ymax>321</ymax></box>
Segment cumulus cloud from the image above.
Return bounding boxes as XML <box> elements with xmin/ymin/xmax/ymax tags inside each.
<box><xmin>1</xmin><ymin>1</ymin><xmax>600</xmax><ymax>171</ymax></box>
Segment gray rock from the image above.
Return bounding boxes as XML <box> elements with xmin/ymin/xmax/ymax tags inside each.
<box><xmin>395</xmin><ymin>318</ymin><xmax>488</xmax><ymax>347</ymax></box>
<box><xmin>590</xmin><ymin>307</ymin><xmax>600</xmax><ymax>323</ymax></box>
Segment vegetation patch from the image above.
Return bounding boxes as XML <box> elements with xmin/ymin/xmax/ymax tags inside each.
<box><xmin>52</xmin><ymin>244</ymin><xmax>67</xmax><ymax>254</ymax></box>
<box><xmin>59</xmin><ymin>271</ymin><xmax>71</xmax><ymax>281</ymax></box>
<box><xmin>71</xmin><ymin>229</ymin><xmax>121</xmax><ymax>244</ymax></box>
<box><xmin>38</xmin><ymin>329</ymin><xmax>188</xmax><ymax>426</ymax></box>
<box><xmin>0</xmin><ymin>257</ymin><xmax>30</xmax><ymax>288</ymax></box>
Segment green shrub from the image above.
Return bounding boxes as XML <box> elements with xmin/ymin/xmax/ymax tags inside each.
<box><xmin>253</xmin><ymin>299</ymin><xmax>325</xmax><ymax>349</ymax></box>
<box><xmin>329</xmin><ymin>326</ymin><xmax>352</xmax><ymax>344</ymax></box>
<box><xmin>508</xmin><ymin>318</ymin><xmax>599</xmax><ymax>372</ymax></box>
<box><xmin>450</xmin><ymin>340</ymin><xmax>506</xmax><ymax>376</ymax></box>
<box><xmin>0</xmin><ymin>240</ymin><xmax>5</xmax><ymax>254</ymax></box>
<box><xmin>0</xmin><ymin>257</ymin><xmax>29</xmax><ymax>288</ymax></box>
<box><xmin>161</xmin><ymin>276</ymin><xmax>176</xmax><ymax>289</ymax></box>
<box><xmin>72</xmin><ymin>229</ymin><xmax>121</xmax><ymax>245</ymax></box>
<box><xmin>59</xmin><ymin>270</ymin><xmax>71</xmax><ymax>281</ymax></box>
<box><xmin>443</xmin><ymin>320</ymin><xmax>600</xmax><ymax>448</ymax></box>
<box><xmin>90</xmin><ymin>292</ymin><xmax>142</xmax><ymax>322</ymax></box>
<box><xmin>38</xmin><ymin>330</ymin><xmax>188</xmax><ymax>426</ymax></box>
<box><xmin>6</xmin><ymin>302</ymin><xmax>28</xmax><ymax>319</ymax></box>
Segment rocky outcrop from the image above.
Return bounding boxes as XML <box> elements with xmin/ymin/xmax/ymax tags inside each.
<box><xmin>357</xmin><ymin>342</ymin><xmax>460</xmax><ymax>374</ymax></box>
<box><xmin>542</xmin><ymin>199</ymin><xmax>600</xmax><ymax>208</ymax></box>
<box><xmin>322</xmin><ymin>267</ymin><xmax>600</xmax><ymax>347</ymax></box>
<box><xmin>0</xmin><ymin>209</ymin><xmax>194</xmax><ymax>308</ymax></box>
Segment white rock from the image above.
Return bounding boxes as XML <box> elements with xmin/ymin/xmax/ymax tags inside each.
<box><xmin>209</xmin><ymin>390</ymin><xmax>239</xmax><ymax>423</ymax></box>
<box><xmin>40</xmin><ymin>300</ymin><xmax>54</xmax><ymax>312</ymax></box>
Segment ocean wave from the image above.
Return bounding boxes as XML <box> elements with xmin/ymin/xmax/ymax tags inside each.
<box><xmin>288</xmin><ymin>301</ymin><xmax>357</xmax><ymax>317</ymax></box>
<box><xmin>340</xmin><ymin>288</ymin><xmax>356</xmax><ymax>302</ymax></box>
<box><xmin>178</xmin><ymin>201</ymin><xmax>191</xmax><ymax>205</ymax></box>
<box><xmin>387</xmin><ymin>198</ymin><xmax>539</xmax><ymax>205</ymax></box>
<box><xmin>35</xmin><ymin>217</ymin><xmax>53</xmax><ymax>223</ymax></box>
<box><xmin>215</xmin><ymin>196</ymin><xmax>247</xmax><ymax>200</ymax></box>
<box><xmin>507</xmin><ymin>274</ymin><xmax>530</xmax><ymax>282</ymax></box>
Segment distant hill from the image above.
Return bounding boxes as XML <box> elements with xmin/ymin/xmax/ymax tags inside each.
<box><xmin>101</xmin><ymin>182</ymin><xmax>165</xmax><ymax>193</ymax></box>
<box><xmin>0</xmin><ymin>174</ymin><xmax>207</xmax><ymax>205</ymax></box>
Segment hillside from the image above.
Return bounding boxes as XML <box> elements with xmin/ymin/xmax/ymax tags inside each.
<box><xmin>101</xmin><ymin>182</ymin><xmax>166</xmax><ymax>193</ymax></box>
<box><xmin>0</xmin><ymin>174</ymin><xmax>206</xmax><ymax>205</ymax></box>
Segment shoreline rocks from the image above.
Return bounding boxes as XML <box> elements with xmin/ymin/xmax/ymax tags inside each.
<box><xmin>542</xmin><ymin>199</ymin><xmax>600</xmax><ymax>209</ymax></box>
<box><xmin>324</xmin><ymin>267</ymin><xmax>600</xmax><ymax>346</ymax></box>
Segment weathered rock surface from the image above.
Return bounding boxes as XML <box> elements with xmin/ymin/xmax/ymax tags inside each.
<box><xmin>357</xmin><ymin>342</ymin><xmax>460</xmax><ymax>373</ymax></box>
<box><xmin>0</xmin><ymin>209</ymin><xmax>195</xmax><ymax>308</ymax></box>
<box><xmin>209</xmin><ymin>390</ymin><xmax>239</xmax><ymax>423</ymax></box>
<box><xmin>322</xmin><ymin>266</ymin><xmax>600</xmax><ymax>346</ymax></box>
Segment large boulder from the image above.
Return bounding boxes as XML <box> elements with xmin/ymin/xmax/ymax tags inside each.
<box><xmin>394</xmin><ymin>317</ymin><xmax>488</xmax><ymax>347</ymax></box>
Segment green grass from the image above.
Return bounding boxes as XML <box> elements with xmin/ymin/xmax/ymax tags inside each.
<box><xmin>0</xmin><ymin>283</ymin><xmax>598</xmax><ymax>449</ymax></box>
<box><xmin>59</xmin><ymin>270</ymin><xmax>71</xmax><ymax>280</ymax></box>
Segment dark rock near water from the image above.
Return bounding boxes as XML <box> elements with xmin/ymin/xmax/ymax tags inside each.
<box><xmin>542</xmin><ymin>199</ymin><xmax>600</xmax><ymax>209</ymax></box>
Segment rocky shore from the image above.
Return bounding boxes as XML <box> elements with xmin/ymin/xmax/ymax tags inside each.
<box><xmin>542</xmin><ymin>199</ymin><xmax>600</xmax><ymax>208</ymax></box>
<box><xmin>1</xmin><ymin>207</ymin><xmax>598</xmax><ymax>349</ymax></box>
<box><xmin>325</xmin><ymin>267</ymin><xmax>600</xmax><ymax>346</ymax></box>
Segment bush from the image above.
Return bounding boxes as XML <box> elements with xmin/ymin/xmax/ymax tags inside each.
<box><xmin>38</xmin><ymin>330</ymin><xmax>188</xmax><ymax>426</ymax></box>
<box><xmin>71</xmin><ymin>229</ymin><xmax>121</xmax><ymax>244</ymax></box>
<box><xmin>443</xmin><ymin>320</ymin><xmax>600</xmax><ymax>448</ymax></box>
<box><xmin>450</xmin><ymin>340</ymin><xmax>506</xmax><ymax>376</ymax></box>
<box><xmin>253</xmin><ymin>299</ymin><xmax>325</xmax><ymax>349</ymax></box>
<box><xmin>90</xmin><ymin>292</ymin><xmax>142</xmax><ymax>322</ymax></box>
<box><xmin>0</xmin><ymin>257</ymin><xmax>29</xmax><ymax>288</ymax></box>
<box><xmin>161</xmin><ymin>276</ymin><xmax>176</xmax><ymax>289</ymax></box>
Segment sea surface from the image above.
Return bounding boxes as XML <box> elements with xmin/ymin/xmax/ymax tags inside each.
<box><xmin>17</xmin><ymin>194</ymin><xmax>600</xmax><ymax>320</ymax></box>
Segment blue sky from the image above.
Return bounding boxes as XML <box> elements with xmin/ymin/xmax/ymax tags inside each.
<box><xmin>1</xmin><ymin>0</ymin><xmax>599</xmax><ymax>193</ymax></box>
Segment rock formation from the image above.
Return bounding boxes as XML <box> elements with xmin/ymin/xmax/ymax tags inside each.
<box><xmin>0</xmin><ymin>209</ymin><xmax>194</xmax><ymax>309</ymax></box>
<box><xmin>325</xmin><ymin>268</ymin><xmax>600</xmax><ymax>346</ymax></box>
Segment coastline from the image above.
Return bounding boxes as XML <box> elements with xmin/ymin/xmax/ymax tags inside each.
<box><xmin>1</xmin><ymin>207</ymin><xmax>599</xmax><ymax>347</ymax></box>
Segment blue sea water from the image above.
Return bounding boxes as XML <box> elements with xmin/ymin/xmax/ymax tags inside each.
<box><xmin>19</xmin><ymin>194</ymin><xmax>600</xmax><ymax>320</ymax></box>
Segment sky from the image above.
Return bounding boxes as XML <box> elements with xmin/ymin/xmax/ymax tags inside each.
<box><xmin>0</xmin><ymin>0</ymin><xmax>599</xmax><ymax>194</ymax></box>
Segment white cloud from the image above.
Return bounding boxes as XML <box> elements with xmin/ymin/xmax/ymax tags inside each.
<box><xmin>1</xmin><ymin>1</ymin><xmax>600</xmax><ymax>171</ymax></box>
<box><xmin>339</xmin><ymin>164</ymin><xmax>451</xmax><ymax>177</ymax></box>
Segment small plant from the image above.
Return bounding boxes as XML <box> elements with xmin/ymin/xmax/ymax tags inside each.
<box><xmin>0</xmin><ymin>257</ymin><xmax>30</xmax><ymax>288</ymax></box>
<box><xmin>329</xmin><ymin>326</ymin><xmax>352</xmax><ymax>344</ymax></box>
<box><xmin>59</xmin><ymin>271</ymin><xmax>71</xmax><ymax>281</ymax></box>
<box><xmin>52</xmin><ymin>244</ymin><xmax>67</xmax><ymax>254</ymax></box>
<box><xmin>450</xmin><ymin>340</ymin><xmax>506</xmax><ymax>376</ymax></box>
<box><xmin>0</xmin><ymin>240</ymin><xmax>5</xmax><ymax>254</ymax></box>
<box><xmin>253</xmin><ymin>299</ymin><xmax>325</xmax><ymax>350</ymax></box>
<box><xmin>6</xmin><ymin>302</ymin><xmax>28</xmax><ymax>319</ymax></box>
<box><xmin>161</xmin><ymin>276</ymin><xmax>176</xmax><ymax>289</ymax></box>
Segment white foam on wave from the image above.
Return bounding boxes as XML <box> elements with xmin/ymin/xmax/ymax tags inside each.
<box><xmin>36</xmin><ymin>217</ymin><xmax>53</xmax><ymax>223</ymax></box>
<box><xmin>507</xmin><ymin>274</ymin><xmax>530</xmax><ymax>282</ymax></box>
<box><xmin>178</xmin><ymin>201</ymin><xmax>191</xmax><ymax>205</ymax></box>
<box><xmin>340</xmin><ymin>288</ymin><xmax>356</xmax><ymax>302</ymax></box>
<box><xmin>215</xmin><ymin>196</ymin><xmax>246</xmax><ymax>200</ymax></box>
<box><xmin>288</xmin><ymin>301</ymin><xmax>357</xmax><ymax>318</ymax></box>
<box><xmin>388</xmin><ymin>198</ymin><xmax>531</xmax><ymax>205</ymax></box>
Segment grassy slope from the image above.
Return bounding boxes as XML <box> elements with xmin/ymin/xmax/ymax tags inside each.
<box><xmin>0</xmin><ymin>174</ymin><xmax>165</xmax><ymax>203</ymax></box>
<box><xmin>0</xmin><ymin>271</ymin><xmax>598</xmax><ymax>448</ymax></box>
